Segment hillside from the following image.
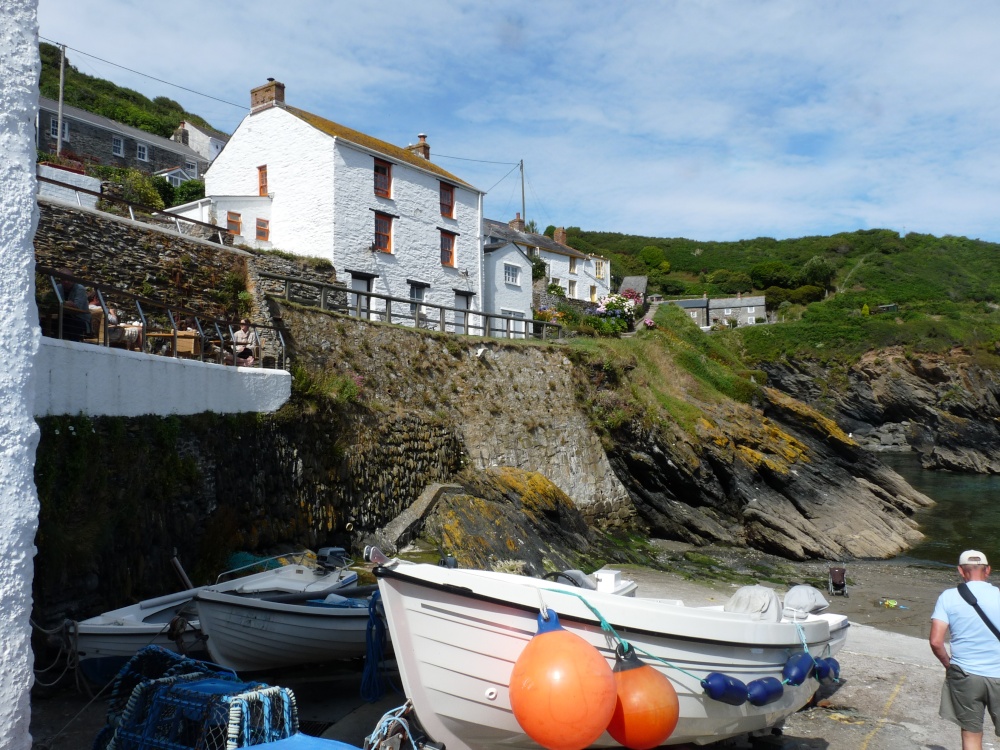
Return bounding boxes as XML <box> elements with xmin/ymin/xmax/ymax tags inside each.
<box><xmin>38</xmin><ymin>42</ymin><xmax>222</xmax><ymax>139</ymax></box>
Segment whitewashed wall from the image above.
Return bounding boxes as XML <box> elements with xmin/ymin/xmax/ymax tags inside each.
<box><xmin>543</xmin><ymin>250</ymin><xmax>610</xmax><ymax>303</ymax></box>
<box><xmin>484</xmin><ymin>243</ymin><xmax>533</xmax><ymax>318</ymax></box>
<box><xmin>37</xmin><ymin>163</ymin><xmax>99</xmax><ymax>208</ymax></box>
<box><xmin>1</xmin><ymin>3</ymin><xmax>40</xmax><ymax>748</ymax></box>
<box><xmin>205</xmin><ymin>108</ymin><xmax>335</xmax><ymax>259</ymax></box>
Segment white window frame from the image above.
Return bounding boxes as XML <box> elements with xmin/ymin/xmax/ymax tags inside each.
<box><xmin>595</xmin><ymin>260</ymin><xmax>606</xmax><ymax>279</ymax></box>
<box><xmin>746</xmin><ymin>318</ymin><xmax>756</xmax><ymax>325</ymax></box>
<box><xmin>185</xmin><ymin>161</ymin><xmax>197</xmax><ymax>178</ymax></box>
<box><xmin>136</xmin><ymin>143</ymin><xmax>148</xmax><ymax>161</ymax></box>
<box><xmin>569</xmin><ymin>258</ymin><xmax>578</xmax><ymax>274</ymax></box>
<box><xmin>504</xmin><ymin>264</ymin><xmax>520</xmax><ymax>285</ymax></box>
<box><xmin>724</xmin><ymin>308</ymin><xmax>732</xmax><ymax>315</ymax></box>
<box><xmin>49</xmin><ymin>118</ymin><xmax>69</xmax><ymax>141</ymax></box>
<box><xmin>112</xmin><ymin>136</ymin><xmax>124</xmax><ymax>157</ymax></box>
<box><xmin>690</xmin><ymin>311</ymin><xmax>697</xmax><ymax>319</ymax></box>
<box><xmin>409</xmin><ymin>284</ymin><xmax>425</xmax><ymax>317</ymax></box>
<box><xmin>568</xmin><ymin>280</ymin><xmax>577</xmax><ymax>298</ymax></box>
<box><xmin>747</xmin><ymin>306</ymin><xmax>755</xmax><ymax>313</ymax></box>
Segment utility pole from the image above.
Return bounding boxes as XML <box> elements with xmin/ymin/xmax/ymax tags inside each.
<box><xmin>56</xmin><ymin>44</ymin><xmax>66</xmax><ymax>156</ymax></box>
<box><xmin>519</xmin><ymin>160</ymin><xmax>526</xmax><ymax>229</ymax></box>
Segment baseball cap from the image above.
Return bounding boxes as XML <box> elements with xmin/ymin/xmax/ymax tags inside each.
<box><xmin>959</xmin><ymin>550</ymin><xmax>989</xmax><ymax>566</ymax></box>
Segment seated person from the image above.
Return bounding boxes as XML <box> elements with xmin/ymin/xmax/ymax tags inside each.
<box><xmin>58</xmin><ymin>275</ymin><xmax>90</xmax><ymax>342</ymax></box>
<box><xmin>224</xmin><ymin>318</ymin><xmax>260</xmax><ymax>366</ymax></box>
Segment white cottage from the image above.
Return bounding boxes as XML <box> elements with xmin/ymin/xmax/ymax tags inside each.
<box><xmin>483</xmin><ymin>241</ymin><xmax>534</xmax><ymax>337</ymax></box>
<box><xmin>483</xmin><ymin>216</ymin><xmax>610</xmax><ymax>303</ymax></box>
<box><xmin>177</xmin><ymin>80</ymin><xmax>484</xmax><ymax>319</ymax></box>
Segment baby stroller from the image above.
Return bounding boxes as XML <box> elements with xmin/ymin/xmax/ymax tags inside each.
<box><xmin>828</xmin><ymin>566</ymin><xmax>848</xmax><ymax>597</ymax></box>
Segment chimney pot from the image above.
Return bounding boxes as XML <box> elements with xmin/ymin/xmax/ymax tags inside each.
<box><xmin>251</xmin><ymin>80</ymin><xmax>285</xmax><ymax>113</ymax></box>
<box><xmin>553</xmin><ymin>227</ymin><xmax>567</xmax><ymax>245</ymax></box>
<box><xmin>405</xmin><ymin>133</ymin><xmax>431</xmax><ymax>160</ymax></box>
<box><xmin>508</xmin><ymin>213</ymin><xmax>525</xmax><ymax>232</ymax></box>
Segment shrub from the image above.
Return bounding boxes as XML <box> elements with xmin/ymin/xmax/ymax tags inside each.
<box><xmin>172</xmin><ymin>179</ymin><xmax>205</xmax><ymax>206</ymax></box>
<box><xmin>547</xmin><ymin>283</ymin><xmax>566</xmax><ymax>297</ymax></box>
<box><xmin>789</xmin><ymin>285</ymin><xmax>825</xmax><ymax>305</ymax></box>
<box><xmin>595</xmin><ymin>293</ymin><xmax>639</xmax><ymax>325</ymax></box>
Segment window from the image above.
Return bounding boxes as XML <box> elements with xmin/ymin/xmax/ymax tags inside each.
<box><xmin>49</xmin><ymin>118</ymin><xmax>69</xmax><ymax>141</ymax></box>
<box><xmin>440</xmin><ymin>182</ymin><xmax>454</xmax><ymax>217</ymax></box>
<box><xmin>374</xmin><ymin>159</ymin><xmax>391</xmax><ymax>197</ymax></box>
<box><xmin>409</xmin><ymin>283</ymin><xmax>425</xmax><ymax>317</ymax></box>
<box><xmin>568</xmin><ymin>280</ymin><xmax>577</xmax><ymax>298</ymax></box>
<box><xmin>595</xmin><ymin>260</ymin><xmax>606</xmax><ymax>279</ymax></box>
<box><xmin>532</xmin><ymin>247</ymin><xmax>540</xmax><ymax>258</ymax></box>
<box><xmin>136</xmin><ymin>143</ymin><xmax>148</xmax><ymax>161</ymax></box>
<box><xmin>258</xmin><ymin>165</ymin><xmax>268</xmax><ymax>196</ymax></box>
<box><xmin>440</xmin><ymin>230</ymin><xmax>456</xmax><ymax>266</ymax></box>
<box><xmin>551</xmin><ymin>277</ymin><xmax>560</xmax><ymax>287</ymax></box>
<box><xmin>112</xmin><ymin>136</ymin><xmax>124</xmax><ymax>157</ymax></box>
<box><xmin>374</xmin><ymin>212</ymin><xmax>392</xmax><ymax>253</ymax></box>
<box><xmin>169</xmin><ymin>175</ymin><xmax>182</xmax><ymax>187</ymax></box>
<box><xmin>504</xmin><ymin>264</ymin><xmax>520</xmax><ymax>285</ymax></box>
<box><xmin>690</xmin><ymin>311</ymin><xmax>697</xmax><ymax>319</ymax></box>
<box><xmin>569</xmin><ymin>258</ymin><xmax>578</xmax><ymax>274</ymax></box>
<box><xmin>227</xmin><ymin>211</ymin><xmax>241</xmax><ymax>236</ymax></box>
<box><xmin>185</xmin><ymin>161</ymin><xmax>197</xmax><ymax>178</ymax></box>
<box><xmin>590</xmin><ymin>285</ymin><xmax>597</xmax><ymax>302</ymax></box>
<box><xmin>256</xmin><ymin>218</ymin><xmax>269</xmax><ymax>241</ymax></box>
<box><xmin>746</xmin><ymin>317</ymin><xmax>755</xmax><ymax>325</ymax></box>
<box><xmin>747</xmin><ymin>306</ymin><xmax>755</xmax><ymax>313</ymax></box>
<box><xmin>723</xmin><ymin>308</ymin><xmax>732</xmax><ymax>315</ymax></box>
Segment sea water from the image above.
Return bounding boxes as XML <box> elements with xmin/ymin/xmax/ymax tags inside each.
<box><xmin>879</xmin><ymin>452</ymin><xmax>1000</xmax><ymax>565</ymax></box>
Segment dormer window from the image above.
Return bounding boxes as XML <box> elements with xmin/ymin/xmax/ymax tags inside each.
<box><xmin>374</xmin><ymin>159</ymin><xmax>391</xmax><ymax>198</ymax></box>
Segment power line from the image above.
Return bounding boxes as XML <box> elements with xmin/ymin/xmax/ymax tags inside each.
<box><xmin>39</xmin><ymin>36</ymin><xmax>248</xmax><ymax>111</ymax></box>
<box><xmin>485</xmin><ymin>163</ymin><xmax>522</xmax><ymax>194</ymax></box>
<box><xmin>435</xmin><ymin>153</ymin><xmax>519</xmax><ymax>166</ymax></box>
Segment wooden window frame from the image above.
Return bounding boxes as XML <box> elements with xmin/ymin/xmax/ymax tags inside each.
<box><xmin>374</xmin><ymin>159</ymin><xmax>392</xmax><ymax>198</ymax></box>
<box><xmin>258</xmin><ymin>165</ymin><xmax>268</xmax><ymax>197</ymax></box>
<box><xmin>374</xmin><ymin>212</ymin><xmax>393</xmax><ymax>253</ymax></box>
<box><xmin>568</xmin><ymin>280</ymin><xmax>577</xmax><ymax>298</ymax></box>
<box><xmin>255</xmin><ymin>218</ymin><xmax>269</xmax><ymax>241</ymax></box>
<box><xmin>227</xmin><ymin>211</ymin><xmax>242</xmax><ymax>236</ymax></box>
<box><xmin>439</xmin><ymin>182</ymin><xmax>454</xmax><ymax>218</ymax></box>
<box><xmin>595</xmin><ymin>260</ymin><xmax>605</xmax><ymax>279</ymax></box>
<box><xmin>440</xmin><ymin>230</ymin><xmax>456</xmax><ymax>267</ymax></box>
<box><xmin>569</xmin><ymin>257</ymin><xmax>578</xmax><ymax>274</ymax></box>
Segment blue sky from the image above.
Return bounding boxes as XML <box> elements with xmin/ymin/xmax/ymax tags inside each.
<box><xmin>36</xmin><ymin>1</ymin><xmax>1000</xmax><ymax>242</ymax></box>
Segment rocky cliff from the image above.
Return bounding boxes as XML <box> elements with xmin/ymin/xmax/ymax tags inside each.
<box><xmin>762</xmin><ymin>348</ymin><xmax>1000</xmax><ymax>473</ymax></box>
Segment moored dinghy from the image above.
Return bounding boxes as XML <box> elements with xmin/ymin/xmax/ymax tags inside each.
<box><xmin>373</xmin><ymin>559</ymin><xmax>848</xmax><ymax>748</ymax></box>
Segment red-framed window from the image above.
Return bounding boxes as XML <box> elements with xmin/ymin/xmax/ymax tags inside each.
<box><xmin>258</xmin><ymin>165</ymin><xmax>268</xmax><ymax>196</ymax></box>
<box><xmin>374</xmin><ymin>159</ymin><xmax>391</xmax><ymax>198</ymax></box>
<box><xmin>256</xmin><ymin>218</ymin><xmax>269</xmax><ymax>241</ymax></box>
<box><xmin>440</xmin><ymin>230</ymin><xmax>456</xmax><ymax>266</ymax></box>
<box><xmin>226</xmin><ymin>211</ymin><xmax>242</xmax><ymax>236</ymax></box>
<box><xmin>439</xmin><ymin>182</ymin><xmax>454</xmax><ymax>218</ymax></box>
<box><xmin>374</xmin><ymin>213</ymin><xmax>393</xmax><ymax>253</ymax></box>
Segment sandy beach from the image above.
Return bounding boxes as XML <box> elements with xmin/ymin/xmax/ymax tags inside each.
<box><xmin>29</xmin><ymin>543</ymin><xmax>973</xmax><ymax>749</ymax></box>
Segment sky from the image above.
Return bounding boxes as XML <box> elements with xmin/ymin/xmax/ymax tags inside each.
<box><xmin>34</xmin><ymin>1</ymin><xmax>1000</xmax><ymax>243</ymax></box>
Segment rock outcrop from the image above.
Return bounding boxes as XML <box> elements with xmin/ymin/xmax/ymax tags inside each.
<box><xmin>762</xmin><ymin>348</ymin><xmax>1000</xmax><ymax>473</ymax></box>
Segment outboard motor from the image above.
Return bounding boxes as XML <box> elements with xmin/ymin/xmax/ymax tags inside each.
<box><xmin>317</xmin><ymin>546</ymin><xmax>351</xmax><ymax>571</ymax></box>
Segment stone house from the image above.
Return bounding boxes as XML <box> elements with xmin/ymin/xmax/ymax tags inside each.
<box><xmin>670</xmin><ymin>294</ymin><xmax>767</xmax><ymax>329</ymax></box>
<box><xmin>483</xmin><ymin>241</ymin><xmax>534</xmax><ymax>337</ymax></box>
<box><xmin>483</xmin><ymin>216</ymin><xmax>611</xmax><ymax>304</ymax></box>
<box><xmin>36</xmin><ymin>96</ymin><xmax>208</xmax><ymax>179</ymax></box>
<box><xmin>175</xmin><ymin>80</ymin><xmax>484</xmax><ymax>321</ymax></box>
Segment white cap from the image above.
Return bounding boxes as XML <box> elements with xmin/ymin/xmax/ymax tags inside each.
<box><xmin>959</xmin><ymin>550</ymin><xmax>989</xmax><ymax>566</ymax></box>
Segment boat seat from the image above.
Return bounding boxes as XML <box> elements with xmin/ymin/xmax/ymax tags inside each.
<box><xmin>723</xmin><ymin>585</ymin><xmax>782</xmax><ymax>622</ymax></box>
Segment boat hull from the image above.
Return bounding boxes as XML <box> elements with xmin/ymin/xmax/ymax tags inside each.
<box><xmin>375</xmin><ymin>564</ymin><xmax>848</xmax><ymax>749</ymax></box>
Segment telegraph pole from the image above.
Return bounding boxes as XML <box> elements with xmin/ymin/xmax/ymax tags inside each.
<box><xmin>56</xmin><ymin>44</ymin><xmax>66</xmax><ymax>155</ymax></box>
<box><xmin>520</xmin><ymin>160</ymin><xmax>526</xmax><ymax>229</ymax></box>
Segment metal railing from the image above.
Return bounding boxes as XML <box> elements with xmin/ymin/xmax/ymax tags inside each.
<box><xmin>38</xmin><ymin>266</ymin><xmax>287</xmax><ymax>369</ymax></box>
<box><xmin>259</xmin><ymin>271</ymin><xmax>562</xmax><ymax>341</ymax></box>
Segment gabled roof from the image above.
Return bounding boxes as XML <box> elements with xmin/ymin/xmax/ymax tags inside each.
<box><xmin>178</xmin><ymin>120</ymin><xmax>230</xmax><ymax>142</ymax></box>
<box><xmin>38</xmin><ymin>97</ymin><xmax>205</xmax><ymax>162</ymax></box>
<box><xmin>483</xmin><ymin>218</ymin><xmax>588</xmax><ymax>259</ymax></box>
<box><xmin>619</xmin><ymin>276</ymin><xmax>648</xmax><ymax>294</ymax></box>
<box><xmin>284</xmin><ymin>105</ymin><xmax>476</xmax><ymax>191</ymax></box>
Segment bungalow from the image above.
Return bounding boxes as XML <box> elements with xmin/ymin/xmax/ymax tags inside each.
<box><xmin>483</xmin><ymin>216</ymin><xmax>611</xmax><ymax>303</ymax></box>
<box><xmin>670</xmin><ymin>294</ymin><xmax>767</xmax><ymax>329</ymax></box>
<box><xmin>175</xmin><ymin>80</ymin><xmax>484</xmax><ymax>321</ymax></box>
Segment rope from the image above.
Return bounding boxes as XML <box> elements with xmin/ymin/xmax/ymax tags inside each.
<box><xmin>361</xmin><ymin>591</ymin><xmax>399</xmax><ymax>702</ymax></box>
<box><xmin>364</xmin><ymin>701</ymin><xmax>417</xmax><ymax>750</ymax></box>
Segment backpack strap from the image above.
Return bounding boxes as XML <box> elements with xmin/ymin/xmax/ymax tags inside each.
<box><xmin>958</xmin><ymin>583</ymin><xmax>1000</xmax><ymax>642</ymax></box>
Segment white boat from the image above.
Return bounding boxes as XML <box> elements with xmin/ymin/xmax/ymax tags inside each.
<box><xmin>373</xmin><ymin>561</ymin><xmax>849</xmax><ymax>748</ymax></box>
<box><xmin>73</xmin><ymin>551</ymin><xmax>358</xmax><ymax>684</ymax></box>
<box><xmin>193</xmin><ymin>586</ymin><xmax>375</xmax><ymax>672</ymax></box>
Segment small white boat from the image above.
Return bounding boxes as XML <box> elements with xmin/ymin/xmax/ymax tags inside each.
<box><xmin>193</xmin><ymin>587</ymin><xmax>375</xmax><ymax>672</ymax></box>
<box><xmin>373</xmin><ymin>561</ymin><xmax>849</xmax><ymax>748</ymax></box>
<box><xmin>73</xmin><ymin>551</ymin><xmax>358</xmax><ymax>684</ymax></box>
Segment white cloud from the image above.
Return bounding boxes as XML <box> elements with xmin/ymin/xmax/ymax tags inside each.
<box><xmin>37</xmin><ymin>0</ymin><xmax>1000</xmax><ymax>241</ymax></box>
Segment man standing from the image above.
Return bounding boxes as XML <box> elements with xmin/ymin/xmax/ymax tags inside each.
<box><xmin>930</xmin><ymin>550</ymin><xmax>1000</xmax><ymax>750</ymax></box>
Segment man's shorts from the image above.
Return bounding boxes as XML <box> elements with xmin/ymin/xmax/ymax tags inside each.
<box><xmin>940</xmin><ymin>663</ymin><xmax>1000</xmax><ymax>734</ymax></box>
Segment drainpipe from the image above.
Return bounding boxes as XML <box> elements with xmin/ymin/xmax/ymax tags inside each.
<box><xmin>56</xmin><ymin>44</ymin><xmax>66</xmax><ymax>156</ymax></box>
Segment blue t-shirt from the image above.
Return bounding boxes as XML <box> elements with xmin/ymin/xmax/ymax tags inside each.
<box><xmin>932</xmin><ymin>581</ymin><xmax>1000</xmax><ymax>678</ymax></box>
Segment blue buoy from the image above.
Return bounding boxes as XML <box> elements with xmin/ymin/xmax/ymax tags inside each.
<box><xmin>782</xmin><ymin>652</ymin><xmax>815</xmax><ymax>686</ymax></box>
<box><xmin>819</xmin><ymin>657</ymin><xmax>840</xmax><ymax>685</ymax></box>
<box><xmin>701</xmin><ymin>672</ymin><xmax>748</xmax><ymax>706</ymax></box>
<box><xmin>746</xmin><ymin>677</ymin><xmax>785</xmax><ymax>707</ymax></box>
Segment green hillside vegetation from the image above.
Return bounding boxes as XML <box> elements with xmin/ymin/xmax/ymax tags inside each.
<box><xmin>39</xmin><ymin>42</ymin><xmax>221</xmax><ymax>139</ymax></box>
<box><xmin>565</xmin><ymin>227</ymin><xmax>1000</xmax><ymax>367</ymax></box>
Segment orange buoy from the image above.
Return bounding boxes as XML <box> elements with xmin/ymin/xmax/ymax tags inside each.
<box><xmin>509</xmin><ymin>610</ymin><xmax>617</xmax><ymax>750</ymax></box>
<box><xmin>606</xmin><ymin>644</ymin><xmax>679</xmax><ymax>750</ymax></box>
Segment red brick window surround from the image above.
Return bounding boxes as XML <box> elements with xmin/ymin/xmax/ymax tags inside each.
<box><xmin>439</xmin><ymin>182</ymin><xmax>454</xmax><ymax>218</ymax></box>
<box><xmin>375</xmin><ymin>212</ymin><xmax>393</xmax><ymax>253</ymax></box>
<box><xmin>258</xmin><ymin>165</ymin><xmax>268</xmax><ymax>196</ymax></box>
<box><xmin>440</xmin><ymin>230</ymin><xmax>456</xmax><ymax>266</ymax></box>
<box><xmin>256</xmin><ymin>218</ymin><xmax>269</xmax><ymax>241</ymax></box>
<box><xmin>374</xmin><ymin>159</ymin><xmax>392</xmax><ymax>198</ymax></box>
<box><xmin>227</xmin><ymin>211</ymin><xmax>241</xmax><ymax>236</ymax></box>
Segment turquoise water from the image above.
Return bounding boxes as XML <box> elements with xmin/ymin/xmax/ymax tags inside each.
<box><xmin>880</xmin><ymin>452</ymin><xmax>1000</xmax><ymax>566</ymax></box>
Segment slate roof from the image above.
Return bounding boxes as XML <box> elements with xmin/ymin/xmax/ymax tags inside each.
<box><xmin>708</xmin><ymin>295</ymin><xmax>766</xmax><ymax>309</ymax></box>
<box><xmin>482</xmin><ymin>218</ymin><xmax>588</xmax><ymax>259</ymax></box>
<box><xmin>619</xmin><ymin>276</ymin><xmax>648</xmax><ymax>295</ymax></box>
<box><xmin>285</xmin><ymin>105</ymin><xmax>476</xmax><ymax>191</ymax></box>
<box><xmin>38</xmin><ymin>97</ymin><xmax>205</xmax><ymax>162</ymax></box>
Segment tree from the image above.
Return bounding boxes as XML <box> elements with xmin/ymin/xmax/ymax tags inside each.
<box><xmin>525</xmin><ymin>219</ymin><xmax>538</xmax><ymax>234</ymax></box>
<box><xmin>797</xmin><ymin>255</ymin><xmax>836</xmax><ymax>289</ymax></box>
<box><xmin>638</xmin><ymin>245</ymin><xmax>665</xmax><ymax>269</ymax></box>
<box><xmin>750</xmin><ymin>261</ymin><xmax>795</xmax><ymax>289</ymax></box>
<box><xmin>172</xmin><ymin>179</ymin><xmax>205</xmax><ymax>206</ymax></box>
<box><xmin>151</xmin><ymin>176</ymin><xmax>174</xmax><ymax>207</ymax></box>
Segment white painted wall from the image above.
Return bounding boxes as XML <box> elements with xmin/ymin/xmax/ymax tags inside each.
<box><xmin>34</xmin><ymin>340</ymin><xmax>291</xmax><ymax>417</ymax></box>
<box><xmin>483</xmin><ymin>243</ymin><xmax>533</xmax><ymax>320</ymax></box>
<box><xmin>36</xmin><ymin>164</ymin><xmax>99</xmax><ymax>208</ymax></box>
<box><xmin>1</xmin><ymin>3</ymin><xmax>40</xmax><ymax>748</ymax></box>
<box><xmin>206</xmin><ymin>108</ymin><xmax>335</xmax><ymax>259</ymax></box>
<box><xmin>172</xmin><ymin>195</ymin><xmax>273</xmax><ymax>249</ymax></box>
<box><xmin>543</xmin><ymin>250</ymin><xmax>610</xmax><ymax>303</ymax></box>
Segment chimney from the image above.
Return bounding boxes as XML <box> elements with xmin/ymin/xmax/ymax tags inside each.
<box><xmin>405</xmin><ymin>133</ymin><xmax>430</xmax><ymax>160</ymax></box>
<box><xmin>553</xmin><ymin>227</ymin><xmax>567</xmax><ymax>245</ymax></box>
<box><xmin>172</xmin><ymin>124</ymin><xmax>189</xmax><ymax>146</ymax></box>
<box><xmin>508</xmin><ymin>212</ymin><xmax>525</xmax><ymax>232</ymax></box>
<box><xmin>251</xmin><ymin>79</ymin><xmax>285</xmax><ymax>113</ymax></box>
